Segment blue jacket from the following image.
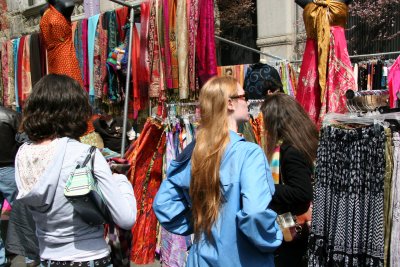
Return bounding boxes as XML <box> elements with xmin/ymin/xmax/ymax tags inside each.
<box><xmin>153</xmin><ymin>131</ymin><xmax>282</xmax><ymax>267</ymax></box>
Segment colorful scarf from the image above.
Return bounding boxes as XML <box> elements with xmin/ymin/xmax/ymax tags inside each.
<box><xmin>270</xmin><ymin>143</ymin><xmax>282</xmax><ymax>184</ymax></box>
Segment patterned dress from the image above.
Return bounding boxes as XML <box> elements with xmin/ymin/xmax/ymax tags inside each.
<box><xmin>40</xmin><ymin>5</ymin><xmax>83</xmax><ymax>86</ymax></box>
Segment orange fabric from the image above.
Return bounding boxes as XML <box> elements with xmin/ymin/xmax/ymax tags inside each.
<box><xmin>40</xmin><ymin>5</ymin><xmax>83</xmax><ymax>86</ymax></box>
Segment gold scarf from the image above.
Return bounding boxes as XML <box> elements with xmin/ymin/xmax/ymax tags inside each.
<box><xmin>303</xmin><ymin>0</ymin><xmax>348</xmax><ymax>101</ymax></box>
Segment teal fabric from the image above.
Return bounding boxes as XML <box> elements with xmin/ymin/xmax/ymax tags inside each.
<box><xmin>88</xmin><ymin>14</ymin><xmax>100</xmax><ymax>102</ymax></box>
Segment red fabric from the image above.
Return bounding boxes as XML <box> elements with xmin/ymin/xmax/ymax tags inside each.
<box><xmin>17</xmin><ymin>36</ymin><xmax>25</xmax><ymax>106</ymax></box>
<box><xmin>116</xmin><ymin>7</ymin><xmax>129</xmax><ymax>43</ymax></box>
<box><xmin>196</xmin><ymin>0</ymin><xmax>217</xmax><ymax>86</ymax></box>
<box><xmin>126</xmin><ymin>119</ymin><xmax>166</xmax><ymax>264</ymax></box>
<box><xmin>296</xmin><ymin>26</ymin><xmax>355</xmax><ymax>127</ymax></box>
<box><xmin>82</xmin><ymin>19</ymin><xmax>89</xmax><ymax>92</ymax></box>
<box><xmin>39</xmin><ymin>5</ymin><xmax>83</xmax><ymax>86</ymax></box>
<box><xmin>39</xmin><ymin>33</ymin><xmax>47</xmax><ymax>77</ymax></box>
<box><xmin>131</xmin><ymin>24</ymin><xmax>143</xmax><ymax>111</ymax></box>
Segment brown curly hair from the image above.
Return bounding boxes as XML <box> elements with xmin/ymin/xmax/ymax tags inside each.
<box><xmin>22</xmin><ymin>74</ymin><xmax>92</xmax><ymax>142</ymax></box>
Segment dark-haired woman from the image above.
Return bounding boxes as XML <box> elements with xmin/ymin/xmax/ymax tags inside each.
<box><xmin>14</xmin><ymin>74</ymin><xmax>136</xmax><ymax>266</ymax></box>
<box><xmin>261</xmin><ymin>93</ymin><xmax>319</xmax><ymax>267</ymax></box>
<box><xmin>153</xmin><ymin>76</ymin><xmax>282</xmax><ymax>266</ymax></box>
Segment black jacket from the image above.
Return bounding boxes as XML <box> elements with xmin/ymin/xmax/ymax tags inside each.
<box><xmin>93</xmin><ymin>117</ymin><xmax>132</xmax><ymax>153</ymax></box>
<box><xmin>0</xmin><ymin>106</ymin><xmax>20</xmax><ymax>167</ymax></box>
<box><xmin>269</xmin><ymin>143</ymin><xmax>313</xmax><ymax>216</ymax></box>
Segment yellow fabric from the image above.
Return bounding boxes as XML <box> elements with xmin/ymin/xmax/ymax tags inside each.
<box><xmin>303</xmin><ymin>0</ymin><xmax>348</xmax><ymax>102</ymax></box>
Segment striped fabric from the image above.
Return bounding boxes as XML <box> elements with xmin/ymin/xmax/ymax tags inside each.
<box><xmin>270</xmin><ymin>145</ymin><xmax>280</xmax><ymax>184</ymax></box>
<box><xmin>64</xmin><ymin>167</ymin><xmax>95</xmax><ymax>197</ymax></box>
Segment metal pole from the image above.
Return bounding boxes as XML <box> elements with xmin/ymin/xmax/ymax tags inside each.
<box><xmin>214</xmin><ymin>35</ymin><xmax>284</xmax><ymax>61</ymax></box>
<box><xmin>108</xmin><ymin>0</ymin><xmax>141</xmax><ymax>8</ymax></box>
<box><xmin>290</xmin><ymin>51</ymin><xmax>400</xmax><ymax>64</ymax></box>
<box><xmin>120</xmin><ymin>5</ymin><xmax>135</xmax><ymax>158</ymax></box>
<box><xmin>348</xmin><ymin>51</ymin><xmax>400</xmax><ymax>59</ymax></box>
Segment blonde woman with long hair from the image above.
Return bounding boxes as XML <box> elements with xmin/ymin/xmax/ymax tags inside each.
<box><xmin>153</xmin><ymin>76</ymin><xmax>282</xmax><ymax>266</ymax></box>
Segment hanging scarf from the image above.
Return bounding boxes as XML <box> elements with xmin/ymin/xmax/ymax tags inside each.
<box><xmin>13</xmin><ymin>38</ymin><xmax>20</xmax><ymax>111</ymax></box>
<box><xmin>115</xmin><ymin>7</ymin><xmax>129</xmax><ymax>43</ymax></box>
<box><xmin>1</xmin><ymin>41</ymin><xmax>9</xmax><ymax>106</ymax></box>
<box><xmin>74</xmin><ymin>20</ymin><xmax>84</xmax><ymax>82</ymax></box>
<box><xmin>148</xmin><ymin>0</ymin><xmax>161</xmax><ymax>98</ymax></box>
<box><xmin>168</xmin><ymin>0</ymin><xmax>179</xmax><ymax>89</ymax></box>
<box><xmin>196</xmin><ymin>0</ymin><xmax>217</xmax><ymax>85</ymax></box>
<box><xmin>188</xmin><ymin>0</ymin><xmax>199</xmax><ymax>93</ymax></box>
<box><xmin>88</xmin><ymin>14</ymin><xmax>100</xmax><ymax>103</ymax></box>
<box><xmin>139</xmin><ymin>1</ymin><xmax>150</xmax><ymax>100</ymax></box>
<box><xmin>82</xmin><ymin>19</ymin><xmax>89</xmax><ymax>92</ymax></box>
<box><xmin>176</xmin><ymin>0</ymin><xmax>189</xmax><ymax>99</ymax></box>
<box><xmin>21</xmin><ymin>35</ymin><xmax>32</xmax><ymax>105</ymax></box>
<box><xmin>270</xmin><ymin>141</ymin><xmax>283</xmax><ymax>184</ymax></box>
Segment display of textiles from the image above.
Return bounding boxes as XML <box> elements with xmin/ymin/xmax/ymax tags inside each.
<box><xmin>217</xmin><ymin>64</ymin><xmax>249</xmax><ymax>86</ymax></box>
<box><xmin>0</xmin><ymin>1</ymin><xmax>218</xmax><ymax>118</ymax></box>
<box><xmin>354</xmin><ymin>60</ymin><xmax>393</xmax><ymax>91</ymax></box>
<box><xmin>217</xmin><ymin>63</ymin><xmax>297</xmax><ymax>98</ymax></box>
<box><xmin>308</xmin><ymin>123</ymin><xmax>388</xmax><ymax>266</ymax></box>
<box><xmin>278</xmin><ymin>61</ymin><xmax>297</xmax><ymax>97</ymax></box>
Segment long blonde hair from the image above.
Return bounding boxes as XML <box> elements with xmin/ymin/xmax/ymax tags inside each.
<box><xmin>190</xmin><ymin>76</ymin><xmax>238</xmax><ymax>242</ymax></box>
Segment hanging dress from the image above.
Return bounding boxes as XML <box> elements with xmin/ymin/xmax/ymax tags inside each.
<box><xmin>295</xmin><ymin>1</ymin><xmax>355</xmax><ymax>126</ymax></box>
<box><xmin>40</xmin><ymin>5</ymin><xmax>83</xmax><ymax>86</ymax></box>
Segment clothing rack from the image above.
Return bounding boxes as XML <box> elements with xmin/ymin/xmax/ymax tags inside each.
<box><xmin>345</xmin><ymin>89</ymin><xmax>389</xmax><ymax>113</ymax></box>
<box><xmin>290</xmin><ymin>51</ymin><xmax>400</xmax><ymax>64</ymax></box>
<box><xmin>165</xmin><ymin>102</ymin><xmax>199</xmax><ymax>107</ymax></box>
<box><xmin>214</xmin><ymin>35</ymin><xmax>284</xmax><ymax>61</ymax></box>
<box><xmin>108</xmin><ymin>0</ymin><xmax>143</xmax><ymax>157</ymax></box>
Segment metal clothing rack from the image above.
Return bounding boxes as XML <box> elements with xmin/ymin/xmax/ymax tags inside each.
<box><xmin>290</xmin><ymin>51</ymin><xmax>400</xmax><ymax>64</ymax></box>
<box><xmin>108</xmin><ymin>0</ymin><xmax>143</xmax><ymax>157</ymax></box>
<box><xmin>215</xmin><ymin>35</ymin><xmax>284</xmax><ymax>61</ymax></box>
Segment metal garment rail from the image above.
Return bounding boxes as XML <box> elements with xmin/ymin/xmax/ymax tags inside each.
<box><xmin>108</xmin><ymin>0</ymin><xmax>143</xmax><ymax>157</ymax></box>
<box><xmin>214</xmin><ymin>35</ymin><xmax>283</xmax><ymax>61</ymax></box>
<box><xmin>290</xmin><ymin>51</ymin><xmax>400</xmax><ymax>64</ymax></box>
<box><xmin>214</xmin><ymin>36</ymin><xmax>400</xmax><ymax>63</ymax></box>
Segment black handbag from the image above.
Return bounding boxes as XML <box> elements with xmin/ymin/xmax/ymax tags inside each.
<box><xmin>64</xmin><ymin>146</ymin><xmax>112</xmax><ymax>226</ymax></box>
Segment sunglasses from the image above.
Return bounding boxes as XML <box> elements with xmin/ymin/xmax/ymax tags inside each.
<box><xmin>230</xmin><ymin>93</ymin><xmax>248</xmax><ymax>102</ymax></box>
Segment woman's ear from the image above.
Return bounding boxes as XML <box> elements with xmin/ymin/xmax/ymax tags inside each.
<box><xmin>227</xmin><ymin>98</ymin><xmax>235</xmax><ymax>112</ymax></box>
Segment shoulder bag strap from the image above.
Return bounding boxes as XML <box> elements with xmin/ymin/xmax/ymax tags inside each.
<box><xmin>80</xmin><ymin>146</ymin><xmax>96</xmax><ymax>168</ymax></box>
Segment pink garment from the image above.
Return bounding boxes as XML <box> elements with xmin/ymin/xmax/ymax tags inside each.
<box><xmin>296</xmin><ymin>26</ymin><xmax>355</xmax><ymax>126</ymax></box>
<box><xmin>21</xmin><ymin>35</ymin><xmax>32</xmax><ymax>103</ymax></box>
<box><xmin>196</xmin><ymin>0</ymin><xmax>217</xmax><ymax>85</ymax></box>
<box><xmin>139</xmin><ymin>1</ymin><xmax>150</xmax><ymax>100</ymax></box>
<box><xmin>388</xmin><ymin>56</ymin><xmax>400</xmax><ymax>108</ymax></box>
<box><xmin>1</xmin><ymin>199</ymin><xmax>11</xmax><ymax>220</ymax></box>
<box><xmin>84</xmin><ymin>0</ymin><xmax>100</xmax><ymax>18</ymax></box>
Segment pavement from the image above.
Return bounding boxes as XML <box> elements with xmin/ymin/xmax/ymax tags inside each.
<box><xmin>9</xmin><ymin>255</ymin><xmax>162</xmax><ymax>267</ymax></box>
